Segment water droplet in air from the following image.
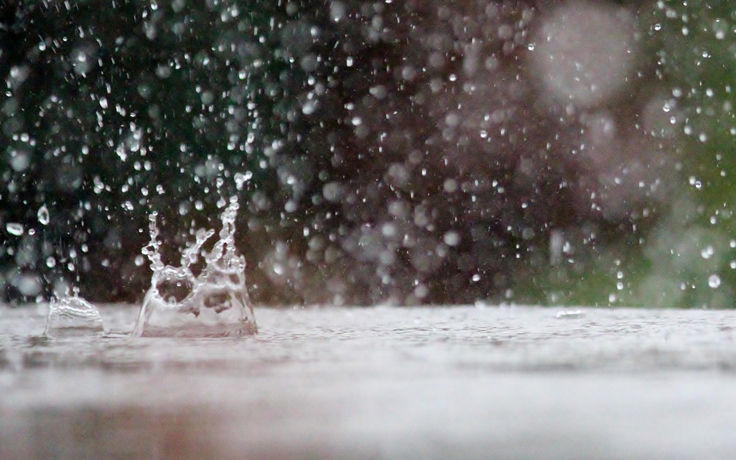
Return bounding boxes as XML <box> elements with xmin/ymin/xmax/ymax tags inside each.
<box><xmin>37</xmin><ymin>205</ymin><xmax>50</xmax><ymax>225</ymax></box>
<box><xmin>708</xmin><ymin>275</ymin><xmax>721</xmax><ymax>289</ymax></box>
<box><xmin>14</xmin><ymin>273</ymin><xmax>42</xmax><ymax>296</ymax></box>
<box><xmin>6</xmin><ymin>223</ymin><xmax>24</xmax><ymax>236</ymax></box>
<box><xmin>443</xmin><ymin>231</ymin><xmax>460</xmax><ymax>246</ymax></box>
<box><xmin>234</xmin><ymin>171</ymin><xmax>253</xmax><ymax>190</ymax></box>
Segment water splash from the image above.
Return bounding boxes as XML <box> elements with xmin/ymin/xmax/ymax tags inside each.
<box><xmin>133</xmin><ymin>196</ymin><xmax>257</xmax><ymax>337</ymax></box>
<box><xmin>45</xmin><ymin>289</ymin><xmax>105</xmax><ymax>338</ymax></box>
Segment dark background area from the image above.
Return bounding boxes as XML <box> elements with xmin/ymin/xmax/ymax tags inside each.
<box><xmin>0</xmin><ymin>0</ymin><xmax>733</xmax><ymax>307</ymax></box>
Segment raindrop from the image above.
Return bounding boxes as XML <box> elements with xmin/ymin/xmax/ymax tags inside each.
<box><xmin>37</xmin><ymin>205</ymin><xmax>50</xmax><ymax>225</ymax></box>
<box><xmin>6</xmin><ymin>223</ymin><xmax>24</xmax><ymax>236</ymax></box>
<box><xmin>369</xmin><ymin>85</ymin><xmax>387</xmax><ymax>99</ymax></box>
<box><xmin>443</xmin><ymin>231</ymin><xmax>461</xmax><ymax>246</ymax></box>
<box><xmin>323</xmin><ymin>182</ymin><xmax>344</xmax><ymax>202</ymax></box>
<box><xmin>234</xmin><ymin>171</ymin><xmax>253</xmax><ymax>190</ymax></box>
<box><xmin>15</xmin><ymin>274</ymin><xmax>42</xmax><ymax>297</ymax></box>
<box><xmin>708</xmin><ymin>274</ymin><xmax>721</xmax><ymax>289</ymax></box>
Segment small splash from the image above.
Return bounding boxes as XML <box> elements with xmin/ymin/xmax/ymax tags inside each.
<box><xmin>133</xmin><ymin>196</ymin><xmax>257</xmax><ymax>337</ymax></box>
<box><xmin>45</xmin><ymin>291</ymin><xmax>105</xmax><ymax>338</ymax></box>
<box><xmin>555</xmin><ymin>309</ymin><xmax>585</xmax><ymax>319</ymax></box>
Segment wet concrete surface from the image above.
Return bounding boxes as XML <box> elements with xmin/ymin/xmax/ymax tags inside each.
<box><xmin>1</xmin><ymin>305</ymin><xmax>735</xmax><ymax>459</ymax></box>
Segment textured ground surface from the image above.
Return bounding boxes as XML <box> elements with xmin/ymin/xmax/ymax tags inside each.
<box><xmin>1</xmin><ymin>305</ymin><xmax>736</xmax><ymax>459</ymax></box>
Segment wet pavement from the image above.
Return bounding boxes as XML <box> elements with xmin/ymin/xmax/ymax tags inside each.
<box><xmin>1</xmin><ymin>305</ymin><xmax>735</xmax><ymax>459</ymax></box>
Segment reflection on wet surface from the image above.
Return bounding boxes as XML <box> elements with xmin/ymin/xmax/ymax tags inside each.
<box><xmin>2</xmin><ymin>305</ymin><xmax>736</xmax><ymax>459</ymax></box>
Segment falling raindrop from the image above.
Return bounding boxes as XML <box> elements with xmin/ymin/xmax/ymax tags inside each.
<box><xmin>443</xmin><ymin>231</ymin><xmax>460</xmax><ymax>246</ymax></box>
<box><xmin>708</xmin><ymin>274</ymin><xmax>721</xmax><ymax>289</ymax></box>
<box><xmin>37</xmin><ymin>205</ymin><xmax>50</xmax><ymax>225</ymax></box>
<box><xmin>6</xmin><ymin>223</ymin><xmax>24</xmax><ymax>236</ymax></box>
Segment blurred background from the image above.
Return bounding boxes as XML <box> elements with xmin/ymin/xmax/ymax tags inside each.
<box><xmin>0</xmin><ymin>0</ymin><xmax>734</xmax><ymax>308</ymax></box>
